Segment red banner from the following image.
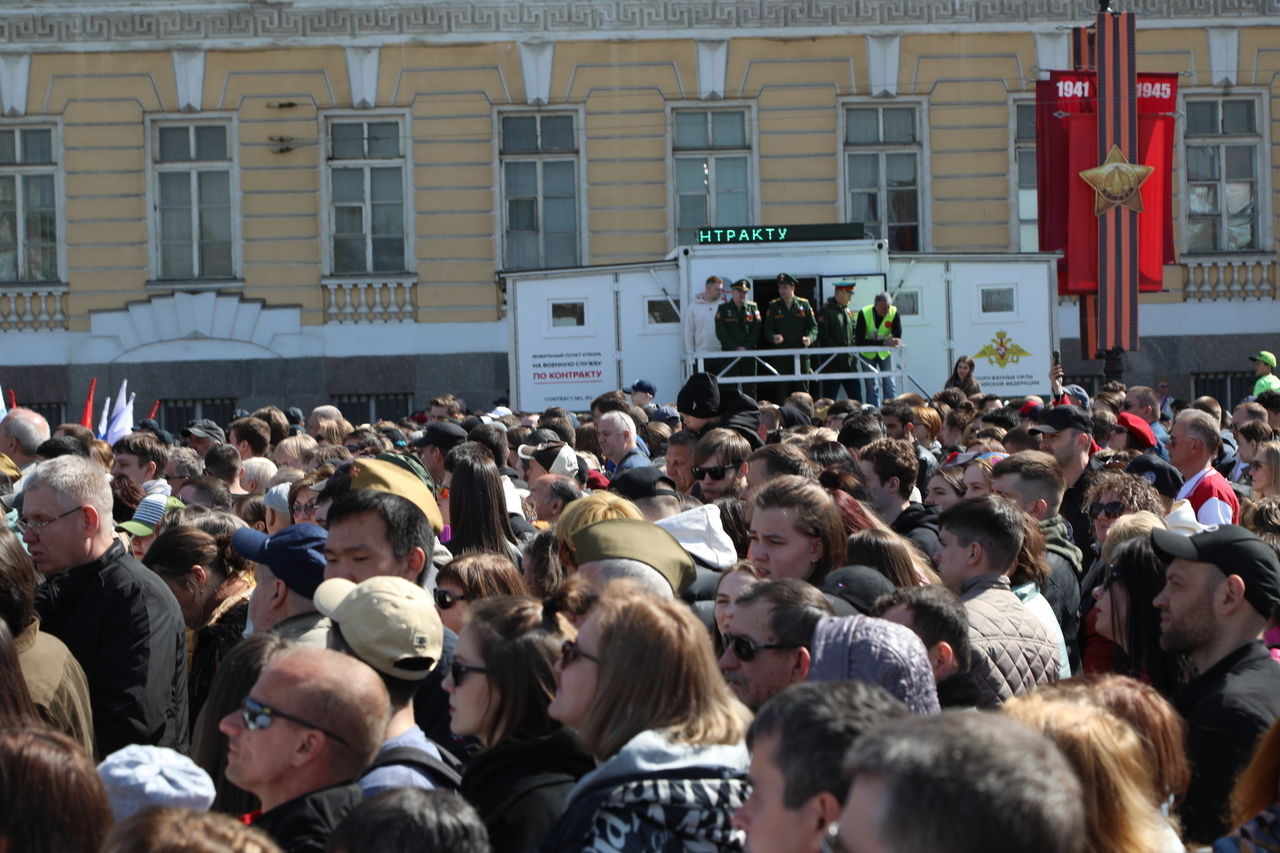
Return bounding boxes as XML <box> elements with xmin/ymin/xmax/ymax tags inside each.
<box><xmin>1062</xmin><ymin>113</ymin><xmax>1173</xmax><ymax>294</ymax></box>
<box><xmin>1037</xmin><ymin>70</ymin><xmax>1177</xmax><ymax>295</ymax></box>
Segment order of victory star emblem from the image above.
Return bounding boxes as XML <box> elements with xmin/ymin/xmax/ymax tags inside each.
<box><xmin>974</xmin><ymin>331</ymin><xmax>1032</xmax><ymax>369</ymax></box>
<box><xmin>1079</xmin><ymin>144</ymin><xmax>1155</xmax><ymax>216</ymax></box>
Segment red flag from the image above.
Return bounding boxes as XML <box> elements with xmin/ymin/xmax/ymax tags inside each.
<box><xmin>79</xmin><ymin>378</ymin><xmax>98</xmax><ymax>429</ymax></box>
<box><xmin>5</xmin><ymin>389</ymin><xmax>14</xmax><ymax>410</ymax></box>
<box><xmin>1064</xmin><ymin>113</ymin><xmax>1173</xmax><ymax>294</ymax></box>
<box><xmin>147</xmin><ymin>399</ymin><xmax>160</xmax><ymax>420</ymax></box>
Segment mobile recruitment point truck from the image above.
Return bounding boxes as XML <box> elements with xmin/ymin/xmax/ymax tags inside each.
<box><xmin>502</xmin><ymin>228</ymin><xmax>1060</xmax><ymax>412</ymax></box>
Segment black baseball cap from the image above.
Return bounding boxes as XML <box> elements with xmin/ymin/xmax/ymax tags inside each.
<box><xmin>1126</xmin><ymin>454</ymin><xmax>1183</xmax><ymax>500</ymax></box>
<box><xmin>1151</xmin><ymin>524</ymin><xmax>1280</xmax><ymax>618</ymax></box>
<box><xmin>608</xmin><ymin>467</ymin><xmax>678</xmax><ymax>501</ymax></box>
<box><xmin>412</xmin><ymin>421</ymin><xmax>468</xmax><ymax>451</ymax></box>
<box><xmin>1029</xmin><ymin>405</ymin><xmax>1091</xmax><ymax>435</ymax></box>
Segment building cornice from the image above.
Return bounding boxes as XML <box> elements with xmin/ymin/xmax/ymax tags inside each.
<box><xmin>0</xmin><ymin>0</ymin><xmax>1273</xmax><ymax>53</ymax></box>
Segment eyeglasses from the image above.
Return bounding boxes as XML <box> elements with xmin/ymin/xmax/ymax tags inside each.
<box><xmin>16</xmin><ymin>507</ymin><xmax>82</xmax><ymax>537</ymax></box>
<box><xmin>561</xmin><ymin>639</ymin><xmax>599</xmax><ymax>667</ymax></box>
<box><xmin>450</xmin><ymin>660</ymin><xmax>488</xmax><ymax>687</ymax></box>
<box><xmin>434</xmin><ymin>589</ymin><xmax>467</xmax><ymax>610</ymax></box>
<box><xmin>723</xmin><ymin>633</ymin><xmax>797</xmax><ymax>662</ymax></box>
<box><xmin>239</xmin><ymin>697</ymin><xmax>351</xmax><ymax>747</ymax></box>
<box><xmin>692</xmin><ymin>463</ymin><xmax>736</xmax><ymax>481</ymax></box>
<box><xmin>1088</xmin><ymin>501</ymin><xmax>1125</xmax><ymax>519</ymax></box>
<box><xmin>292</xmin><ymin>500</ymin><xmax>318</xmax><ymax>517</ymax></box>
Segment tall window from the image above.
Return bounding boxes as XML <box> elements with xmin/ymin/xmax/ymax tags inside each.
<box><xmin>328</xmin><ymin>118</ymin><xmax>406</xmax><ymax>274</ymax></box>
<box><xmin>501</xmin><ymin>114</ymin><xmax>579</xmax><ymax>270</ymax></box>
<box><xmin>1184</xmin><ymin>97</ymin><xmax>1261</xmax><ymax>253</ymax></box>
<box><xmin>154</xmin><ymin>124</ymin><xmax>233</xmax><ymax>279</ymax></box>
<box><xmin>0</xmin><ymin>127</ymin><xmax>57</xmax><ymax>282</ymax></box>
<box><xmin>1014</xmin><ymin>103</ymin><xmax>1039</xmax><ymax>251</ymax></box>
<box><xmin>673</xmin><ymin>109</ymin><xmax>751</xmax><ymax>246</ymax></box>
<box><xmin>844</xmin><ymin>104</ymin><xmax>921</xmax><ymax>251</ymax></box>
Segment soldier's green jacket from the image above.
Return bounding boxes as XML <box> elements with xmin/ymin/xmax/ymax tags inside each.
<box><xmin>762</xmin><ymin>296</ymin><xmax>817</xmax><ymax>347</ymax></box>
<box><xmin>716</xmin><ymin>299</ymin><xmax>762</xmax><ymax>349</ymax></box>
<box><xmin>816</xmin><ymin>297</ymin><xmax>857</xmax><ymax>371</ymax></box>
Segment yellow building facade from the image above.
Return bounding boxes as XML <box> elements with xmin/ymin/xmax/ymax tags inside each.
<box><xmin>0</xmin><ymin>1</ymin><xmax>1274</xmax><ymax>421</ymax></box>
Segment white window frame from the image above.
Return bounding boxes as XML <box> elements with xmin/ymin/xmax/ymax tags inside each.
<box><xmin>319</xmin><ymin>110</ymin><xmax>413</xmax><ymax>276</ymax></box>
<box><xmin>837</xmin><ymin>98</ymin><xmax>929</xmax><ymax>252</ymax></box>
<box><xmin>667</xmin><ymin>103</ymin><xmax>759</xmax><ymax>248</ymax></box>
<box><xmin>145</xmin><ymin>114</ymin><xmax>240</xmax><ymax>283</ymax></box>
<box><xmin>1010</xmin><ymin>98</ymin><xmax>1039</xmax><ymax>252</ymax></box>
<box><xmin>0</xmin><ymin>119</ymin><xmax>64</xmax><ymax>284</ymax></box>
<box><xmin>495</xmin><ymin>108</ymin><xmax>586</xmax><ymax>271</ymax></box>
<box><xmin>1178</xmin><ymin>89</ymin><xmax>1271</xmax><ymax>255</ymax></box>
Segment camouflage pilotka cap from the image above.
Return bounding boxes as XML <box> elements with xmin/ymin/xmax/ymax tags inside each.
<box><xmin>571</xmin><ymin>518</ymin><xmax>697</xmax><ymax>596</ymax></box>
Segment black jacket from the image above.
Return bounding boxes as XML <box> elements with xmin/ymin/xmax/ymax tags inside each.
<box><xmin>460</xmin><ymin>730</ymin><xmax>594</xmax><ymax>853</ymax></box>
<box><xmin>35</xmin><ymin>540</ymin><xmax>188</xmax><ymax>758</ymax></box>
<box><xmin>913</xmin><ymin>441</ymin><xmax>938</xmax><ymax>495</ymax></box>
<box><xmin>890</xmin><ymin>502</ymin><xmax>940</xmax><ymax>562</ymax></box>
<box><xmin>1175</xmin><ymin>641</ymin><xmax>1280</xmax><ymax>844</ymax></box>
<box><xmin>714</xmin><ymin>389</ymin><xmax>764</xmax><ymax>450</ymax></box>
<box><xmin>1060</xmin><ymin>455</ymin><xmax>1104</xmax><ymax>555</ymax></box>
<box><xmin>1039</xmin><ymin>515</ymin><xmax>1083</xmax><ymax>673</ymax></box>
<box><xmin>252</xmin><ymin>781</ymin><xmax>362</xmax><ymax>853</ymax></box>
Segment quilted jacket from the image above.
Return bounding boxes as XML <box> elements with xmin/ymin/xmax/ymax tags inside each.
<box><xmin>959</xmin><ymin>573</ymin><xmax>1059</xmax><ymax>708</ymax></box>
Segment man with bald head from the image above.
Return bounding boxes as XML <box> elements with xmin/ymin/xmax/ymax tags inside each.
<box><xmin>220</xmin><ymin>646</ymin><xmax>390</xmax><ymax>851</ymax></box>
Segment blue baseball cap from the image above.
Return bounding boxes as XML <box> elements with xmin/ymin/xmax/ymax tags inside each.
<box><xmin>232</xmin><ymin>523</ymin><xmax>328</xmax><ymax>598</ymax></box>
<box><xmin>626</xmin><ymin>379</ymin><xmax>657</xmax><ymax>396</ymax></box>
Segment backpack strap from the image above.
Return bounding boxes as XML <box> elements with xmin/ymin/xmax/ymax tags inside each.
<box><xmin>366</xmin><ymin>742</ymin><xmax>464</xmax><ymax>790</ymax></box>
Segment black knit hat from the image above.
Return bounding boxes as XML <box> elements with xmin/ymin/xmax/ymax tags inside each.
<box><xmin>677</xmin><ymin>373</ymin><xmax>721</xmax><ymax>419</ymax></box>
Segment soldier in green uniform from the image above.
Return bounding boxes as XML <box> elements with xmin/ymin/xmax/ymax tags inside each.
<box><xmin>816</xmin><ymin>281</ymin><xmax>858</xmax><ymax>401</ymax></box>
<box><xmin>762</xmin><ymin>272</ymin><xmax>818</xmax><ymax>402</ymax></box>
<box><xmin>715</xmin><ymin>278</ymin><xmax>761</xmax><ymax>400</ymax></box>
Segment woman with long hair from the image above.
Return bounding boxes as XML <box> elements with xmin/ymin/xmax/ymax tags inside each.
<box><xmin>945</xmin><ymin>355</ymin><xmax>982</xmax><ymax>395</ymax></box>
<box><xmin>1248</xmin><ymin>441</ymin><xmax>1280</xmax><ymax>500</ymax></box>
<box><xmin>749</xmin><ymin>475</ymin><xmax>846</xmax><ymax>585</ymax></box>
<box><xmin>447</xmin><ymin>453</ymin><xmax>522</xmax><ymax>562</ymax></box>
<box><xmin>713</xmin><ymin>561</ymin><xmax>764</xmax><ymax>653</ymax></box>
<box><xmin>0</xmin><ymin>619</ymin><xmax>41</xmax><ymax>727</ymax></box>
<box><xmin>190</xmin><ymin>633</ymin><xmax>292</xmax><ymax>816</ymax></box>
<box><xmin>0</xmin><ymin>727</ymin><xmax>113</xmax><ymax>852</ymax></box>
<box><xmin>540</xmin><ymin>585</ymin><xmax>752</xmax><ymax>851</ymax></box>
<box><xmin>845</xmin><ymin>527</ymin><xmax>931</xmax><ymax>587</ymax></box>
<box><xmin>143</xmin><ymin>525</ymin><xmax>254</xmax><ymax>724</ymax></box>
<box><xmin>924</xmin><ymin>465</ymin><xmax>966</xmax><ymax>510</ymax></box>
<box><xmin>442</xmin><ymin>597</ymin><xmax>594</xmax><ymax>853</ymax></box>
<box><xmin>434</xmin><ymin>551</ymin><xmax>529</xmax><ymax>636</ymax></box>
<box><xmin>1091</xmin><ymin>536</ymin><xmax>1187</xmax><ymax>697</ymax></box>
<box><xmin>1003</xmin><ymin>693</ymin><xmax>1169</xmax><ymax>853</ymax></box>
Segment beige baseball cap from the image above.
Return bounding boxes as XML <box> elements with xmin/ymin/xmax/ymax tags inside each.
<box><xmin>313</xmin><ymin>576</ymin><xmax>443</xmax><ymax>681</ymax></box>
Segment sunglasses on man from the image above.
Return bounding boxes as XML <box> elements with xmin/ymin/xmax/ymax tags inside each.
<box><xmin>721</xmin><ymin>632</ymin><xmax>797</xmax><ymax>662</ymax></box>
<box><xmin>238</xmin><ymin>696</ymin><xmax>351</xmax><ymax>746</ymax></box>
<box><xmin>692</xmin><ymin>463</ymin><xmax>736</xmax><ymax>481</ymax></box>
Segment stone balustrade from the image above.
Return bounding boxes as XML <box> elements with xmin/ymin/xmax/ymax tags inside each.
<box><xmin>1181</xmin><ymin>254</ymin><xmax>1276</xmax><ymax>301</ymax></box>
<box><xmin>323</xmin><ymin>276</ymin><xmax>417</xmax><ymax>323</ymax></box>
<box><xmin>0</xmin><ymin>284</ymin><xmax>67</xmax><ymax>330</ymax></box>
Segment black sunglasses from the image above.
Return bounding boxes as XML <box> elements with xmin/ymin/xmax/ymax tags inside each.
<box><xmin>723</xmin><ymin>632</ymin><xmax>797</xmax><ymax>662</ymax></box>
<box><xmin>1088</xmin><ymin>501</ymin><xmax>1125</xmax><ymax>519</ymax></box>
<box><xmin>239</xmin><ymin>696</ymin><xmax>351</xmax><ymax>747</ymax></box>
<box><xmin>450</xmin><ymin>660</ymin><xmax>488</xmax><ymax>687</ymax></box>
<box><xmin>561</xmin><ymin>639</ymin><xmax>599</xmax><ymax>667</ymax></box>
<box><xmin>692</xmin><ymin>463</ymin><xmax>736</xmax><ymax>481</ymax></box>
<box><xmin>434</xmin><ymin>589</ymin><xmax>467</xmax><ymax>610</ymax></box>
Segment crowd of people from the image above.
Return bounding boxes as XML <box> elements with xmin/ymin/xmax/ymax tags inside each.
<box><xmin>2</xmin><ymin>350</ymin><xmax>1280</xmax><ymax>852</ymax></box>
